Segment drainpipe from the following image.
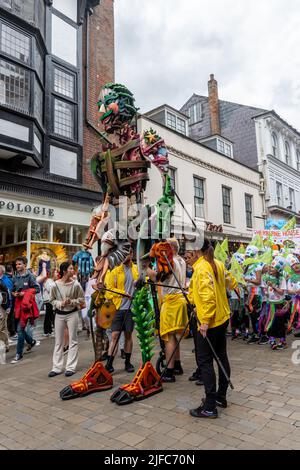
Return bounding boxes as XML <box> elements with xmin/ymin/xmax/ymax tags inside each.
<box><xmin>85</xmin><ymin>5</ymin><xmax>110</xmax><ymax>143</ymax></box>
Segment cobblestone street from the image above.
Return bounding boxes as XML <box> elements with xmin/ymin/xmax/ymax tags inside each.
<box><xmin>1</xmin><ymin>332</ymin><xmax>300</xmax><ymax>450</ymax></box>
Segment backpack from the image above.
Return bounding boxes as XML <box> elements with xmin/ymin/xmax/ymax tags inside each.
<box><xmin>0</xmin><ymin>279</ymin><xmax>10</xmax><ymax>310</ymax></box>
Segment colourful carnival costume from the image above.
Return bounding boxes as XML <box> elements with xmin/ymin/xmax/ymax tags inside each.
<box><xmin>243</xmin><ymin>246</ymin><xmax>263</xmax><ymax>343</ymax></box>
<box><xmin>159</xmin><ymin>256</ymin><xmax>188</xmax><ymax>341</ymax></box>
<box><xmin>286</xmin><ymin>255</ymin><xmax>300</xmax><ymax>334</ymax></box>
<box><xmin>265</xmin><ymin>256</ymin><xmax>288</xmax><ymax>350</ymax></box>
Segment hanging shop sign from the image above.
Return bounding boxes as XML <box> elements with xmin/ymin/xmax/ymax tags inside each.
<box><xmin>205</xmin><ymin>221</ymin><xmax>223</xmax><ymax>233</ymax></box>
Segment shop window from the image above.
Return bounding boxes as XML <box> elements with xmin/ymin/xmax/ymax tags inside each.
<box><xmin>73</xmin><ymin>226</ymin><xmax>86</xmax><ymax>245</ymax></box>
<box><xmin>5</xmin><ymin>224</ymin><xmax>14</xmax><ymax>244</ymax></box>
<box><xmin>53</xmin><ymin>223</ymin><xmax>70</xmax><ymax>243</ymax></box>
<box><xmin>31</xmin><ymin>222</ymin><xmax>49</xmax><ymax>242</ymax></box>
<box><xmin>51</xmin><ymin>14</ymin><xmax>77</xmax><ymax>66</ymax></box>
<box><xmin>17</xmin><ymin>221</ymin><xmax>28</xmax><ymax>242</ymax></box>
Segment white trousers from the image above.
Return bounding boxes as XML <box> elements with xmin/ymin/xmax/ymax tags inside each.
<box><xmin>52</xmin><ymin>312</ymin><xmax>78</xmax><ymax>373</ymax></box>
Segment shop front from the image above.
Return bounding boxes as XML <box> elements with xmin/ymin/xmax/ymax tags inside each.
<box><xmin>0</xmin><ymin>194</ymin><xmax>96</xmax><ymax>271</ymax></box>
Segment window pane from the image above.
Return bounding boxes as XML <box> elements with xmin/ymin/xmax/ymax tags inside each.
<box><xmin>0</xmin><ymin>23</ymin><xmax>31</xmax><ymax>64</ymax></box>
<box><xmin>222</xmin><ymin>187</ymin><xmax>231</xmax><ymax>224</ymax></box>
<box><xmin>31</xmin><ymin>222</ymin><xmax>50</xmax><ymax>241</ymax></box>
<box><xmin>34</xmin><ymin>78</ymin><xmax>43</xmax><ymax>124</ymax></box>
<box><xmin>52</xmin><ymin>14</ymin><xmax>77</xmax><ymax>66</ymax></box>
<box><xmin>53</xmin><ymin>223</ymin><xmax>70</xmax><ymax>243</ymax></box>
<box><xmin>194</xmin><ymin>177</ymin><xmax>204</xmax><ymax>218</ymax></box>
<box><xmin>54</xmin><ymin>98</ymin><xmax>74</xmax><ymax>139</ymax></box>
<box><xmin>169</xmin><ymin>168</ymin><xmax>176</xmax><ymax>190</ymax></box>
<box><xmin>166</xmin><ymin>112</ymin><xmax>176</xmax><ymax>130</ymax></box>
<box><xmin>54</xmin><ymin>68</ymin><xmax>74</xmax><ymax>99</ymax></box>
<box><xmin>53</xmin><ymin>0</ymin><xmax>77</xmax><ymax>22</ymax></box>
<box><xmin>5</xmin><ymin>224</ymin><xmax>14</xmax><ymax>244</ymax></box>
<box><xmin>218</xmin><ymin>140</ymin><xmax>225</xmax><ymax>154</ymax></box>
<box><xmin>73</xmin><ymin>226</ymin><xmax>86</xmax><ymax>245</ymax></box>
<box><xmin>35</xmin><ymin>43</ymin><xmax>43</xmax><ymax>81</ymax></box>
<box><xmin>177</xmin><ymin>117</ymin><xmax>185</xmax><ymax>134</ymax></box>
<box><xmin>50</xmin><ymin>145</ymin><xmax>77</xmax><ymax>179</ymax></box>
<box><xmin>17</xmin><ymin>221</ymin><xmax>28</xmax><ymax>242</ymax></box>
<box><xmin>0</xmin><ymin>59</ymin><xmax>30</xmax><ymax>113</ymax></box>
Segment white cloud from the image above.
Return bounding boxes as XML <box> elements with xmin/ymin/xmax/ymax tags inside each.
<box><xmin>115</xmin><ymin>0</ymin><xmax>300</xmax><ymax>129</ymax></box>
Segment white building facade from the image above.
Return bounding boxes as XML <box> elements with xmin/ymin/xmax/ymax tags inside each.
<box><xmin>139</xmin><ymin>115</ymin><xmax>265</xmax><ymax>246</ymax></box>
<box><xmin>254</xmin><ymin>112</ymin><xmax>300</xmax><ymax>225</ymax></box>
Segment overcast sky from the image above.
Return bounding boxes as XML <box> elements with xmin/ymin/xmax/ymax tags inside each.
<box><xmin>115</xmin><ymin>0</ymin><xmax>300</xmax><ymax>129</ymax></box>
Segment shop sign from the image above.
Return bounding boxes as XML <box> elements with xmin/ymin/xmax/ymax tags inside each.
<box><xmin>205</xmin><ymin>221</ymin><xmax>223</xmax><ymax>233</ymax></box>
<box><xmin>0</xmin><ymin>200</ymin><xmax>55</xmax><ymax>217</ymax></box>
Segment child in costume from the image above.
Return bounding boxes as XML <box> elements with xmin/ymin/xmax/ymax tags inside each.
<box><xmin>243</xmin><ymin>245</ymin><xmax>263</xmax><ymax>344</ymax></box>
<box><xmin>258</xmin><ymin>264</ymin><xmax>272</xmax><ymax>345</ymax></box>
<box><xmin>230</xmin><ymin>253</ymin><xmax>246</xmax><ymax>340</ymax></box>
<box><xmin>286</xmin><ymin>254</ymin><xmax>300</xmax><ymax>337</ymax></box>
<box><xmin>265</xmin><ymin>256</ymin><xmax>288</xmax><ymax>350</ymax></box>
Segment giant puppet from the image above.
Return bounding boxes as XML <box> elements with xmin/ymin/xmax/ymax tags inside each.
<box><xmin>60</xmin><ymin>83</ymin><xmax>175</xmax><ymax>404</ymax></box>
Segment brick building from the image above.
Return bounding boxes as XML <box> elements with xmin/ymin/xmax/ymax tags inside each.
<box><xmin>0</xmin><ymin>0</ymin><xmax>114</xmax><ymax>267</ymax></box>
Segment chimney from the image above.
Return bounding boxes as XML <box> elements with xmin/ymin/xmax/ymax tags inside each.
<box><xmin>208</xmin><ymin>74</ymin><xmax>220</xmax><ymax>135</ymax></box>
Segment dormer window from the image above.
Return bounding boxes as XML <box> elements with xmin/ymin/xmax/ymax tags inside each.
<box><xmin>271</xmin><ymin>132</ymin><xmax>279</xmax><ymax>158</ymax></box>
<box><xmin>217</xmin><ymin>138</ymin><xmax>232</xmax><ymax>158</ymax></box>
<box><xmin>188</xmin><ymin>102</ymin><xmax>202</xmax><ymax>124</ymax></box>
<box><xmin>166</xmin><ymin>111</ymin><xmax>187</xmax><ymax>135</ymax></box>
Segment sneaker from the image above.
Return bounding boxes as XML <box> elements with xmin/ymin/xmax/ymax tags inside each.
<box><xmin>258</xmin><ymin>336</ymin><xmax>269</xmax><ymax>345</ymax></box>
<box><xmin>277</xmin><ymin>342</ymin><xmax>288</xmax><ymax>350</ymax></box>
<box><xmin>270</xmin><ymin>341</ymin><xmax>278</xmax><ymax>350</ymax></box>
<box><xmin>25</xmin><ymin>339</ymin><xmax>37</xmax><ymax>354</ymax></box>
<box><xmin>161</xmin><ymin>375</ymin><xmax>176</xmax><ymax>383</ymax></box>
<box><xmin>189</xmin><ymin>372</ymin><xmax>201</xmax><ymax>382</ymax></box>
<box><xmin>106</xmin><ymin>363</ymin><xmax>114</xmax><ymax>374</ymax></box>
<box><xmin>125</xmin><ymin>362</ymin><xmax>135</xmax><ymax>373</ymax></box>
<box><xmin>48</xmin><ymin>371</ymin><xmax>62</xmax><ymax>378</ymax></box>
<box><xmin>195</xmin><ymin>379</ymin><xmax>204</xmax><ymax>386</ymax></box>
<box><xmin>174</xmin><ymin>365</ymin><xmax>184</xmax><ymax>375</ymax></box>
<box><xmin>120</xmin><ymin>349</ymin><xmax>126</xmax><ymax>359</ymax></box>
<box><xmin>65</xmin><ymin>370</ymin><xmax>75</xmax><ymax>377</ymax></box>
<box><xmin>189</xmin><ymin>405</ymin><xmax>218</xmax><ymax>419</ymax></box>
<box><xmin>11</xmin><ymin>354</ymin><xmax>23</xmax><ymax>364</ymax></box>
<box><xmin>216</xmin><ymin>395</ymin><xmax>228</xmax><ymax>408</ymax></box>
<box><xmin>247</xmin><ymin>335</ymin><xmax>259</xmax><ymax>344</ymax></box>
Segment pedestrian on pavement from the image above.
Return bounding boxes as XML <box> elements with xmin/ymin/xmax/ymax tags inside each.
<box><xmin>11</xmin><ymin>257</ymin><xmax>40</xmax><ymax>364</ymax></box>
<box><xmin>190</xmin><ymin>239</ymin><xmax>237</xmax><ymax>419</ymax></box>
<box><xmin>105</xmin><ymin>249</ymin><xmax>138</xmax><ymax>373</ymax></box>
<box><xmin>42</xmin><ymin>268</ymin><xmax>59</xmax><ymax>336</ymax></box>
<box><xmin>48</xmin><ymin>262</ymin><xmax>85</xmax><ymax>378</ymax></box>
<box><xmin>0</xmin><ymin>265</ymin><xmax>12</xmax><ymax>352</ymax></box>
<box><xmin>5</xmin><ymin>265</ymin><xmax>16</xmax><ymax>337</ymax></box>
<box><xmin>185</xmin><ymin>250</ymin><xmax>204</xmax><ymax>385</ymax></box>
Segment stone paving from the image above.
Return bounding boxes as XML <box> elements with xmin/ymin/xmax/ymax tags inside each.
<box><xmin>1</xmin><ymin>332</ymin><xmax>300</xmax><ymax>450</ymax></box>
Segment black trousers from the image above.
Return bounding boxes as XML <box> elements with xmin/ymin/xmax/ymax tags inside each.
<box><xmin>197</xmin><ymin>320</ymin><xmax>230</xmax><ymax>410</ymax></box>
<box><xmin>44</xmin><ymin>302</ymin><xmax>55</xmax><ymax>334</ymax></box>
<box><xmin>190</xmin><ymin>314</ymin><xmax>202</xmax><ymax>377</ymax></box>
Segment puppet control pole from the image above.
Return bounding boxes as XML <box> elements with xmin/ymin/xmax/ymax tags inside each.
<box><xmin>163</xmin><ymin>253</ymin><xmax>234</xmax><ymax>390</ymax></box>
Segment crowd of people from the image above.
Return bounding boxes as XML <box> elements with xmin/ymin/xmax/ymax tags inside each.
<box><xmin>0</xmin><ymin>235</ymin><xmax>299</xmax><ymax>420</ymax></box>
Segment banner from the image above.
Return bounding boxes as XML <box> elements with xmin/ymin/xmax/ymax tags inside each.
<box><xmin>253</xmin><ymin>229</ymin><xmax>300</xmax><ymax>245</ymax></box>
